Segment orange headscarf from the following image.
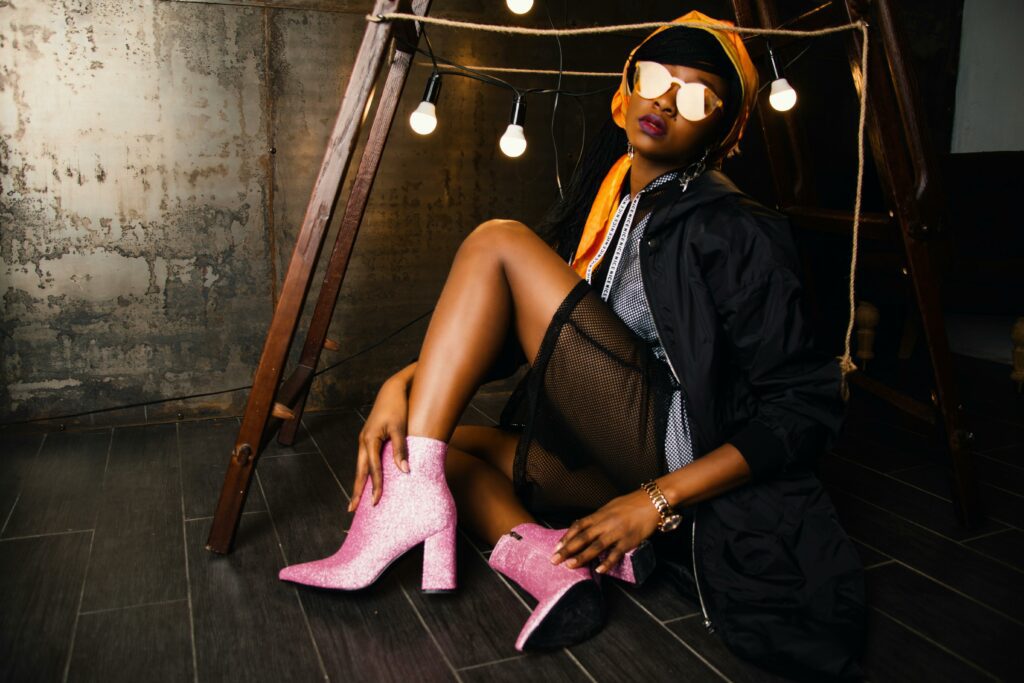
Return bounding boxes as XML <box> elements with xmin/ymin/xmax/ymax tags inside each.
<box><xmin>570</xmin><ymin>11</ymin><xmax>759</xmax><ymax>278</ymax></box>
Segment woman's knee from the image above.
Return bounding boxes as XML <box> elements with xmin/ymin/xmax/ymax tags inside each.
<box><xmin>459</xmin><ymin>219</ymin><xmax>534</xmax><ymax>259</ymax></box>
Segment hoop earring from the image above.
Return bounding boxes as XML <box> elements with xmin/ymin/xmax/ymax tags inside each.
<box><xmin>627</xmin><ymin>142</ymin><xmax>635</xmax><ymax>160</ymax></box>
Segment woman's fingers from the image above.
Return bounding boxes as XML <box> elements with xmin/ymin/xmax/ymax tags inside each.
<box><xmin>390</xmin><ymin>424</ymin><xmax>409</xmax><ymax>473</ymax></box>
<box><xmin>365</xmin><ymin>433</ymin><xmax>384</xmax><ymax>505</ymax></box>
<box><xmin>552</xmin><ymin>518</ymin><xmax>604</xmax><ymax>566</ymax></box>
<box><xmin>594</xmin><ymin>544</ymin><xmax>626</xmax><ymax>575</ymax></box>
<box><xmin>348</xmin><ymin>447</ymin><xmax>369</xmax><ymax>512</ymax></box>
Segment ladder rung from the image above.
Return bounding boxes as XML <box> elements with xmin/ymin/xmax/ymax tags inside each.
<box><xmin>784</xmin><ymin>205</ymin><xmax>896</xmax><ymax>242</ymax></box>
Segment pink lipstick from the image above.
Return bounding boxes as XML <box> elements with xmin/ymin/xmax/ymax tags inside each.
<box><xmin>639</xmin><ymin>114</ymin><xmax>666</xmax><ymax>137</ymax></box>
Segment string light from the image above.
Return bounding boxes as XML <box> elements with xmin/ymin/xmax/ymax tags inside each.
<box><xmin>766</xmin><ymin>40</ymin><xmax>798</xmax><ymax>112</ymax></box>
<box><xmin>506</xmin><ymin>0</ymin><xmax>534</xmax><ymax>15</ymax></box>
<box><xmin>409</xmin><ymin>71</ymin><xmax>442</xmax><ymax>135</ymax></box>
<box><xmin>499</xmin><ymin>94</ymin><xmax>527</xmax><ymax>157</ymax></box>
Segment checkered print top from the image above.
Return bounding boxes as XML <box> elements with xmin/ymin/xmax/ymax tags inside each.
<box><xmin>584</xmin><ymin>171</ymin><xmax>695</xmax><ymax>471</ymax></box>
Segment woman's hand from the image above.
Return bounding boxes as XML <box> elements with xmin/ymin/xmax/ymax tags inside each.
<box><xmin>550</xmin><ymin>489</ymin><xmax>662</xmax><ymax>574</ymax></box>
<box><xmin>349</xmin><ymin>372</ymin><xmax>413</xmax><ymax>512</ymax></box>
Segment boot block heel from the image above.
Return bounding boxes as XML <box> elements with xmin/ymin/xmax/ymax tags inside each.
<box><xmin>421</xmin><ymin>524</ymin><xmax>457</xmax><ymax>593</ymax></box>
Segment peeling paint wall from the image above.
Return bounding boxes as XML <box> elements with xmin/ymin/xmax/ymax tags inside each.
<box><xmin>1</xmin><ymin>0</ymin><xmax>272</xmax><ymax>420</ymax></box>
<box><xmin>1</xmin><ymin>0</ymin><xmax>713</xmax><ymax>423</ymax></box>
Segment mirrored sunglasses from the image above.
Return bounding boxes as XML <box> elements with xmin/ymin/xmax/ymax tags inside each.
<box><xmin>633</xmin><ymin>61</ymin><xmax>724</xmax><ymax>122</ymax></box>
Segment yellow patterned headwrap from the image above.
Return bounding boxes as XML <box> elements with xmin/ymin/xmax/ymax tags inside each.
<box><xmin>571</xmin><ymin>12</ymin><xmax>758</xmax><ymax>278</ymax></box>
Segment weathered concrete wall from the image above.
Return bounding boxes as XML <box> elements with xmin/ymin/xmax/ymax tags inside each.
<box><xmin>1</xmin><ymin>0</ymin><xmax>273</xmax><ymax>422</ymax></box>
<box><xmin>1</xmin><ymin>0</ymin><xmax>718</xmax><ymax>423</ymax></box>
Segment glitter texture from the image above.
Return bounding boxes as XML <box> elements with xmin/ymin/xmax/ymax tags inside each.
<box><xmin>278</xmin><ymin>435</ymin><xmax>456</xmax><ymax>592</ymax></box>
<box><xmin>599</xmin><ymin>541</ymin><xmax>656</xmax><ymax>585</ymax></box>
<box><xmin>489</xmin><ymin>523</ymin><xmax>603</xmax><ymax>651</ymax></box>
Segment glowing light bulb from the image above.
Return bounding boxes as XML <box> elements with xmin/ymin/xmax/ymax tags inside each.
<box><xmin>506</xmin><ymin>0</ymin><xmax>533</xmax><ymax>14</ymax></box>
<box><xmin>409</xmin><ymin>71</ymin><xmax>442</xmax><ymax>136</ymax></box>
<box><xmin>769</xmin><ymin>78</ymin><xmax>797</xmax><ymax>112</ymax></box>
<box><xmin>499</xmin><ymin>124</ymin><xmax>527</xmax><ymax>157</ymax></box>
<box><xmin>409</xmin><ymin>101</ymin><xmax>437</xmax><ymax>135</ymax></box>
<box><xmin>500</xmin><ymin>94</ymin><xmax>527</xmax><ymax>158</ymax></box>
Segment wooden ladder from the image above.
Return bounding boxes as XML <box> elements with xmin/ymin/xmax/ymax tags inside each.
<box><xmin>729</xmin><ymin>0</ymin><xmax>978</xmax><ymax>525</ymax></box>
<box><xmin>206</xmin><ymin>0</ymin><xmax>431</xmax><ymax>554</ymax></box>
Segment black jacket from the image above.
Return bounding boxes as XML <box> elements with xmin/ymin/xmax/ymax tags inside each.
<box><xmin>636</xmin><ymin>170</ymin><xmax>866</xmax><ymax>680</ymax></box>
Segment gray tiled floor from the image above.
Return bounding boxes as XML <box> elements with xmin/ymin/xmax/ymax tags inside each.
<box><xmin>1</xmin><ymin>357</ymin><xmax>1022</xmax><ymax>681</ymax></box>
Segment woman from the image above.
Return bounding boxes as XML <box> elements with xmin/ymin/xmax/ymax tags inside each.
<box><xmin>280</xmin><ymin>12</ymin><xmax>865</xmax><ymax>680</ymax></box>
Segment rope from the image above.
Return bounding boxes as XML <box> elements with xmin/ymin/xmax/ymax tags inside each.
<box><xmin>378</xmin><ymin>12</ymin><xmax>870</xmax><ymax>399</ymax></box>
<box><xmin>370</xmin><ymin>13</ymin><xmax>862</xmax><ymax>39</ymax></box>
<box><xmin>839</xmin><ymin>22</ymin><xmax>869</xmax><ymax>400</ymax></box>
<box><xmin>416</xmin><ymin>61</ymin><xmax>618</xmax><ymax>77</ymax></box>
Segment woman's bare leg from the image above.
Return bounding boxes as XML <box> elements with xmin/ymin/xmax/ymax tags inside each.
<box><xmin>447</xmin><ymin>425</ymin><xmax>530</xmax><ymax>545</ymax></box>
<box><xmin>407</xmin><ymin>219</ymin><xmax>582</xmax><ymax>441</ymax></box>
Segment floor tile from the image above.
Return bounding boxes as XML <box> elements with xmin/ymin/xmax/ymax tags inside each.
<box><xmin>0</xmin><ymin>532</ymin><xmax>91</xmax><ymax>681</ymax></box>
<box><xmin>303</xmin><ymin>410</ymin><xmax>365</xmax><ymax>497</ymax></box>
<box><xmin>830</xmin><ymin>490</ymin><xmax>1024</xmax><ymax>620</ymax></box>
<box><xmin>459</xmin><ymin>652</ymin><xmax>590</xmax><ymax>682</ymax></box>
<box><xmin>617</xmin><ymin>569</ymin><xmax>700</xmax><ymax>622</ymax></box>
<box><xmin>295</xmin><ymin>556</ymin><xmax>456</xmax><ymax>682</ymax></box>
<box><xmin>398</xmin><ymin>537</ymin><xmax>536</xmax><ymax>668</ymax></box>
<box><xmin>186</xmin><ymin>513</ymin><xmax>324</xmax><ymax>682</ymax></box>
<box><xmin>179</xmin><ymin>418</ymin><xmax>267</xmax><ymax>521</ymax></box>
<box><xmin>964</xmin><ymin>528</ymin><xmax>1024</xmax><ymax>569</ymax></box>
<box><xmin>2</xmin><ymin>430</ymin><xmax>109</xmax><ymax>537</ymax></box>
<box><xmin>893</xmin><ymin>464</ymin><xmax>1024</xmax><ymax>528</ymax></box>
<box><xmin>261</xmin><ymin>419</ymin><xmax>318</xmax><ymax>457</ymax></box>
<box><xmin>974</xmin><ymin>453</ymin><xmax>1024</xmax><ymax>495</ymax></box>
<box><xmin>866</xmin><ymin>562</ymin><xmax>1019</xmax><ymax>680</ymax></box>
<box><xmin>82</xmin><ymin>424</ymin><xmax>186</xmax><ymax>611</ymax></box>
<box><xmin>668</xmin><ymin>616</ymin><xmax>790</xmax><ymax>682</ymax></box>
<box><xmin>568</xmin><ymin>584</ymin><xmax>722</xmax><ymax>681</ymax></box>
<box><xmin>0</xmin><ymin>433</ymin><xmax>45</xmax><ymax>532</ymax></box>
<box><xmin>851</xmin><ymin>539</ymin><xmax>890</xmax><ymax>567</ymax></box>
<box><xmin>862</xmin><ymin>607</ymin><xmax>993</xmax><ymax>682</ymax></box>
<box><xmin>831</xmin><ymin>429</ymin><xmax>934</xmax><ymax>474</ymax></box>
<box><xmin>819</xmin><ymin>453</ymin><xmax>1005</xmax><ymax>540</ymax></box>
<box><xmin>255</xmin><ymin>453</ymin><xmax>351</xmax><ymax>564</ymax></box>
<box><xmin>68</xmin><ymin>600</ymin><xmax>192</xmax><ymax>681</ymax></box>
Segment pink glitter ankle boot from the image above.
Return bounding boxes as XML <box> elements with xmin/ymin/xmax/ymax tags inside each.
<box><xmin>278</xmin><ymin>436</ymin><xmax>456</xmax><ymax>593</ymax></box>
<box><xmin>489</xmin><ymin>523</ymin><xmax>605</xmax><ymax>651</ymax></box>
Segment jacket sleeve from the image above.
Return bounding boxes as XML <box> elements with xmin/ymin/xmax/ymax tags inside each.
<box><xmin>695</xmin><ymin>201</ymin><xmax>845</xmax><ymax>480</ymax></box>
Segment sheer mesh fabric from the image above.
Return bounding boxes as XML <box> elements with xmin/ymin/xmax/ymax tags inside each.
<box><xmin>499</xmin><ymin>279</ymin><xmax>677</xmax><ymax>519</ymax></box>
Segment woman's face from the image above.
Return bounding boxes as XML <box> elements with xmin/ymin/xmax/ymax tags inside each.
<box><xmin>624</xmin><ymin>62</ymin><xmax>729</xmax><ymax>166</ymax></box>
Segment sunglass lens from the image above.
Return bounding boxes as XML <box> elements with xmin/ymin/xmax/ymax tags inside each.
<box><xmin>635</xmin><ymin>62</ymin><xmax>671</xmax><ymax>99</ymax></box>
<box><xmin>677</xmin><ymin>83</ymin><xmax>708</xmax><ymax>121</ymax></box>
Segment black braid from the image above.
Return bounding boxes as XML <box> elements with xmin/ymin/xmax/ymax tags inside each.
<box><xmin>535</xmin><ymin>117</ymin><xmax>627</xmax><ymax>262</ymax></box>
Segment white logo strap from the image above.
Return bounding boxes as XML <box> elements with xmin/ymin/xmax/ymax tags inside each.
<box><xmin>584</xmin><ymin>194</ymin><xmax>631</xmax><ymax>284</ymax></box>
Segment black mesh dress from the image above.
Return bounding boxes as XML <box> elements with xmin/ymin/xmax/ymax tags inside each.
<box><xmin>498</xmin><ymin>174</ymin><xmax>687</xmax><ymax>523</ymax></box>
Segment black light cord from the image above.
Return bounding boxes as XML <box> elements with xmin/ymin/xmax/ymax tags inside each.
<box><xmin>0</xmin><ymin>308</ymin><xmax>435</xmax><ymax>428</ymax></box>
<box><xmin>546</xmin><ymin>1</ymin><xmax>565</xmax><ymax>198</ymax></box>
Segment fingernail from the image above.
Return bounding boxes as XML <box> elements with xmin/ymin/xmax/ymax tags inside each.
<box><xmin>550</xmin><ymin>554</ymin><xmax>559</xmax><ymax>564</ymax></box>
<box><xmin>554</xmin><ymin>542</ymin><xmax>563</xmax><ymax>552</ymax></box>
<box><xmin>400</xmin><ymin>461</ymin><xmax>409</xmax><ymax>473</ymax></box>
<box><xmin>566</xmin><ymin>559</ymin><xmax>577</xmax><ymax>568</ymax></box>
<box><xmin>595</xmin><ymin>565</ymin><xmax>606</xmax><ymax>574</ymax></box>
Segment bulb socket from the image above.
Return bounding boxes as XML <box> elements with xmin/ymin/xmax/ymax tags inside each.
<box><xmin>765</xmin><ymin>40</ymin><xmax>784</xmax><ymax>81</ymax></box>
<box><xmin>509</xmin><ymin>95</ymin><xmax>526</xmax><ymax>127</ymax></box>
<box><xmin>422</xmin><ymin>71</ymin><xmax>442</xmax><ymax>105</ymax></box>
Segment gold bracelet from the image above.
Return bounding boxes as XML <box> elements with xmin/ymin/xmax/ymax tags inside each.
<box><xmin>641</xmin><ymin>480</ymin><xmax>683</xmax><ymax>532</ymax></box>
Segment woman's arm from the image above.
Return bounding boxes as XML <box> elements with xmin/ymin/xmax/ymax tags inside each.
<box><xmin>348</xmin><ymin>362</ymin><xmax>418</xmax><ymax>511</ymax></box>
<box><xmin>550</xmin><ymin>444</ymin><xmax>750</xmax><ymax>573</ymax></box>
